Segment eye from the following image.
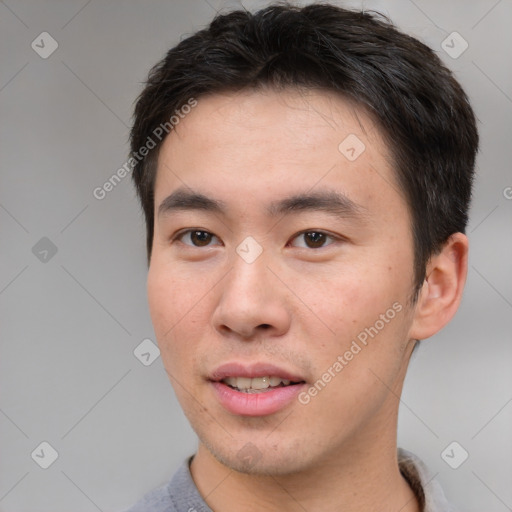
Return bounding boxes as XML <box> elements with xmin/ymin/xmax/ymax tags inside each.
<box><xmin>176</xmin><ymin>229</ymin><xmax>221</xmax><ymax>247</ymax></box>
<box><xmin>289</xmin><ymin>230</ymin><xmax>337</xmax><ymax>249</ymax></box>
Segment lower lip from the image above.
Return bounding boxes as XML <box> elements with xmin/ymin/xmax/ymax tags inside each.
<box><xmin>210</xmin><ymin>381</ymin><xmax>306</xmax><ymax>416</ymax></box>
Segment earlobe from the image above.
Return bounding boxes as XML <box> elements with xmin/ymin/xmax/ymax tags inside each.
<box><xmin>409</xmin><ymin>233</ymin><xmax>468</xmax><ymax>341</ymax></box>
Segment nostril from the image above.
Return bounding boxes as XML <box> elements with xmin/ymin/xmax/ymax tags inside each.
<box><xmin>258</xmin><ymin>324</ymin><xmax>272</xmax><ymax>330</ymax></box>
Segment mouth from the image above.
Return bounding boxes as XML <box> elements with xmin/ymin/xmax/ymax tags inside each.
<box><xmin>221</xmin><ymin>376</ymin><xmax>305</xmax><ymax>393</ymax></box>
<box><xmin>208</xmin><ymin>362</ymin><xmax>307</xmax><ymax>416</ymax></box>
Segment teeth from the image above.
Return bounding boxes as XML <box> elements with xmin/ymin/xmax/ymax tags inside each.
<box><xmin>269</xmin><ymin>376</ymin><xmax>281</xmax><ymax>386</ymax></box>
<box><xmin>236</xmin><ymin>377</ymin><xmax>252</xmax><ymax>390</ymax></box>
<box><xmin>222</xmin><ymin>376</ymin><xmax>295</xmax><ymax>391</ymax></box>
<box><xmin>251</xmin><ymin>377</ymin><xmax>270</xmax><ymax>390</ymax></box>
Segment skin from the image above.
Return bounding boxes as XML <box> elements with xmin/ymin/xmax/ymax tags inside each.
<box><xmin>147</xmin><ymin>88</ymin><xmax>468</xmax><ymax>512</ymax></box>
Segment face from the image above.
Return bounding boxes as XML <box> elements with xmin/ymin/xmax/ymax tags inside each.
<box><xmin>148</xmin><ymin>88</ymin><xmax>419</xmax><ymax>475</ymax></box>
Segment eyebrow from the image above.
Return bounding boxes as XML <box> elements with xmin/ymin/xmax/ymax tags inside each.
<box><xmin>158</xmin><ymin>188</ymin><xmax>226</xmax><ymax>217</ymax></box>
<box><xmin>157</xmin><ymin>186</ymin><xmax>366</xmax><ymax>221</ymax></box>
<box><xmin>267</xmin><ymin>189</ymin><xmax>366</xmax><ymax>219</ymax></box>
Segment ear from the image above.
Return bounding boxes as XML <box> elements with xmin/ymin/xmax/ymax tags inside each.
<box><xmin>408</xmin><ymin>233</ymin><xmax>468</xmax><ymax>341</ymax></box>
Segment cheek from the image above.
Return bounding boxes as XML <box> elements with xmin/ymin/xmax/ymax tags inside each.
<box><xmin>147</xmin><ymin>264</ymin><xmax>205</xmax><ymax>360</ymax></box>
<box><xmin>147</xmin><ymin>265</ymin><xmax>175</xmax><ymax>335</ymax></box>
<box><xmin>296</xmin><ymin>265</ymin><xmax>411</xmax><ymax>375</ymax></box>
<box><xmin>297</xmin><ymin>270</ymin><xmax>388</xmax><ymax>334</ymax></box>
<box><xmin>148</xmin><ymin>259</ymin><xmax>202</xmax><ymax>323</ymax></box>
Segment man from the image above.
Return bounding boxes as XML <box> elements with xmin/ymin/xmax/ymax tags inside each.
<box><xmin>126</xmin><ymin>3</ymin><xmax>478</xmax><ymax>511</ymax></box>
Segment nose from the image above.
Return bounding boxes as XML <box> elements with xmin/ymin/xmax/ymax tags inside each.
<box><xmin>212</xmin><ymin>254</ymin><xmax>292</xmax><ymax>340</ymax></box>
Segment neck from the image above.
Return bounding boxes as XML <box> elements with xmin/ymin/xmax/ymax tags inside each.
<box><xmin>190</xmin><ymin>409</ymin><xmax>420</xmax><ymax>512</ymax></box>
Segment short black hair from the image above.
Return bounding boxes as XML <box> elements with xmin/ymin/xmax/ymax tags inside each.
<box><xmin>130</xmin><ymin>2</ymin><xmax>478</xmax><ymax>300</ymax></box>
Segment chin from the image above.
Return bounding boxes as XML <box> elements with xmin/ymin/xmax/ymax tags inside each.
<box><xmin>198</xmin><ymin>430</ymin><xmax>320</xmax><ymax>476</ymax></box>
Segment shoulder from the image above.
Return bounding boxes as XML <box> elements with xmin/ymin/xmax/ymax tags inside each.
<box><xmin>398</xmin><ymin>448</ymin><xmax>460</xmax><ymax>512</ymax></box>
<box><xmin>123</xmin><ymin>457</ymin><xmax>212</xmax><ymax>512</ymax></box>
<box><xmin>122</xmin><ymin>481</ymin><xmax>174</xmax><ymax>512</ymax></box>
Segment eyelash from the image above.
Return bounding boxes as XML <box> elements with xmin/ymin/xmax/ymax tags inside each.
<box><xmin>172</xmin><ymin>229</ymin><xmax>341</xmax><ymax>249</ymax></box>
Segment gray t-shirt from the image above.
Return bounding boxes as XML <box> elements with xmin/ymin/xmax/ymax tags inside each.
<box><xmin>125</xmin><ymin>448</ymin><xmax>457</xmax><ymax>512</ymax></box>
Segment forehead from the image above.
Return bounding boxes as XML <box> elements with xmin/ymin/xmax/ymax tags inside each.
<box><xmin>161</xmin><ymin>88</ymin><xmax>384</xmax><ymax>158</ymax></box>
<box><xmin>154</xmin><ymin>88</ymin><xmax>403</xmax><ymax>217</ymax></box>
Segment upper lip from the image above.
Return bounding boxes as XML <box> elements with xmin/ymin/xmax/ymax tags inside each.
<box><xmin>209</xmin><ymin>362</ymin><xmax>306</xmax><ymax>383</ymax></box>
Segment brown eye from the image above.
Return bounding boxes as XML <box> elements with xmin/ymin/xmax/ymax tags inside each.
<box><xmin>191</xmin><ymin>231</ymin><xmax>212</xmax><ymax>246</ymax></box>
<box><xmin>178</xmin><ymin>230</ymin><xmax>219</xmax><ymax>247</ymax></box>
<box><xmin>290</xmin><ymin>231</ymin><xmax>335</xmax><ymax>249</ymax></box>
<box><xmin>304</xmin><ymin>231</ymin><xmax>327</xmax><ymax>248</ymax></box>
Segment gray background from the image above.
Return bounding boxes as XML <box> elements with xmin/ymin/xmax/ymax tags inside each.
<box><xmin>1</xmin><ymin>0</ymin><xmax>511</xmax><ymax>510</ymax></box>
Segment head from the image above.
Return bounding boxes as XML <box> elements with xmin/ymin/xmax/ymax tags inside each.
<box><xmin>130</xmin><ymin>3</ymin><xmax>478</xmax><ymax>475</ymax></box>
